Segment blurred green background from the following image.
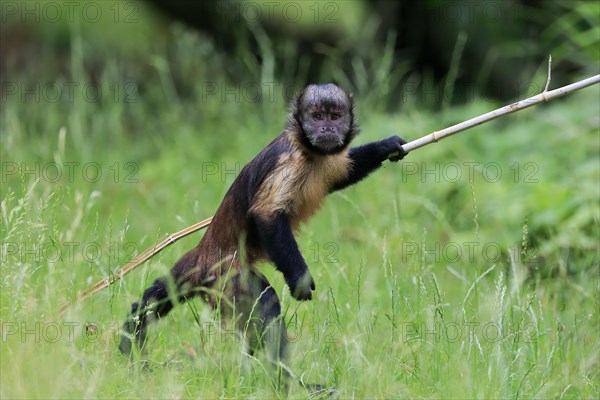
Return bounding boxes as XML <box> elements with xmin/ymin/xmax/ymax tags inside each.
<box><xmin>1</xmin><ymin>1</ymin><xmax>599</xmax><ymax>398</ymax></box>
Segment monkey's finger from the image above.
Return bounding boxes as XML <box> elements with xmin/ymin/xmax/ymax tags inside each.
<box><xmin>293</xmin><ymin>288</ymin><xmax>313</xmax><ymax>301</ymax></box>
<box><xmin>388</xmin><ymin>150</ymin><xmax>406</xmax><ymax>162</ymax></box>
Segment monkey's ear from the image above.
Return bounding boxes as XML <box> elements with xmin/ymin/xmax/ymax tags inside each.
<box><xmin>289</xmin><ymin>94</ymin><xmax>299</xmax><ymax>115</ymax></box>
<box><xmin>287</xmin><ymin>91</ymin><xmax>303</xmax><ymax>129</ymax></box>
<box><xmin>348</xmin><ymin>92</ymin><xmax>356</xmax><ymax>115</ymax></box>
<box><xmin>289</xmin><ymin>87</ymin><xmax>307</xmax><ymax>118</ymax></box>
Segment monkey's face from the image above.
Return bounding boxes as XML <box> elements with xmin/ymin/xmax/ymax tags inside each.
<box><xmin>295</xmin><ymin>84</ymin><xmax>355</xmax><ymax>154</ymax></box>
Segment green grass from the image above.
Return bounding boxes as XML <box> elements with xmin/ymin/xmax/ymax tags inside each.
<box><xmin>1</xmin><ymin>8</ymin><xmax>599</xmax><ymax>399</ymax></box>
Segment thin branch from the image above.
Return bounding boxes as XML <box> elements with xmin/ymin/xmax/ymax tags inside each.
<box><xmin>59</xmin><ymin>217</ymin><xmax>213</xmax><ymax>313</ymax></box>
<box><xmin>400</xmin><ymin>73</ymin><xmax>599</xmax><ymax>154</ymax></box>
<box><xmin>543</xmin><ymin>55</ymin><xmax>552</xmax><ymax>93</ymax></box>
<box><xmin>61</xmin><ymin>71</ymin><xmax>600</xmax><ymax>313</ymax></box>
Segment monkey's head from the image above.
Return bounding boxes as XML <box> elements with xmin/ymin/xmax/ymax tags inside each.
<box><xmin>290</xmin><ymin>83</ymin><xmax>359</xmax><ymax>155</ymax></box>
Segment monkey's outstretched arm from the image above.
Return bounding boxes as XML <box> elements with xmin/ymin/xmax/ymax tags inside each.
<box><xmin>252</xmin><ymin>213</ymin><xmax>315</xmax><ymax>301</ymax></box>
<box><xmin>331</xmin><ymin>135</ymin><xmax>407</xmax><ymax>192</ymax></box>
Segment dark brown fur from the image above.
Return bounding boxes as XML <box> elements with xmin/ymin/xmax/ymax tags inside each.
<box><xmin>119</xmin><ymin>84</ymin><xmax>406</xmax><ymax>392</ymax></box>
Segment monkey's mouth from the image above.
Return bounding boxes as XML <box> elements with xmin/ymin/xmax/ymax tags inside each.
<box><xmin>312</xmin><ymin>133</ymin><xmax>343</xmax><ymax>150</ymax></box>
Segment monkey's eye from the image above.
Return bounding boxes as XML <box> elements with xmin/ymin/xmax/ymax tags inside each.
<box><xmin>312</xmin><ymin>113</ymin><xmax>323</xmax><ymax>121</ymax></box>
<box><xmin>330</xmin><ymin>113</ymin><xmax>341</xmax><ymax>120</ymax></box>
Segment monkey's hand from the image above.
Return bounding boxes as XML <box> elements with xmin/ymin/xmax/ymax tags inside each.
<box><xmin>383</xmin><ymin>135</ymin><xmax>407</xmax><ymax>162</ymax></box>
<box><xmin>286</xmin><ymin>269</ymin><xmax>315</xmax><ymax>301</ymax></box>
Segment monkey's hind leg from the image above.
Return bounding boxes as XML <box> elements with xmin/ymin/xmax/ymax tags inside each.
<box><xmin>235</xmin><ymin>270</ymin><xmax>289</xmax><ymax>389</ymax></box>
<box><xmin>119</xmin><ymin>276</ymin><xmax>180</xmax><ymax>356</ymax></box>
<box><xmin>238</xmin><ymin>271</ymin><xmax>335</xmax><ymax>396</ymax></box>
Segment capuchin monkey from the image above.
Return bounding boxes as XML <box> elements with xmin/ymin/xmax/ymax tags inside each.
<box><xmin>119</xmin><ymin>83</ymin><xmax>407</xmax><ymax>392</ymax></box>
